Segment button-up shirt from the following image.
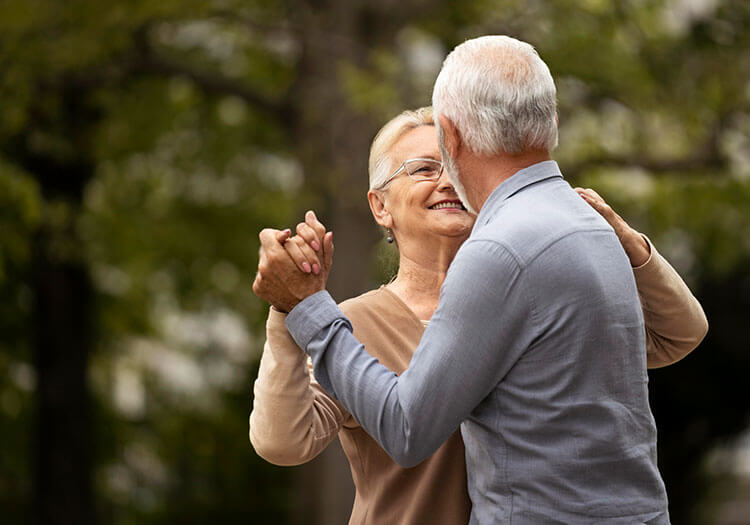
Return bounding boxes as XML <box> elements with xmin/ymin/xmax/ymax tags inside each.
<box><xmin>286</xmin><ymin>161</ymin><xmax>669</xmax><ymax>524</ymax></box>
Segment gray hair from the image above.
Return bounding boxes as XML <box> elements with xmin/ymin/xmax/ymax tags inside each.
<box><xmin>368</xmin><ymin>106</ymin><xmax>434</xmax><ymax>191</ymax></box>
<box><xmin>432</xmin><ymin>35</ymin><xmax>558</xmax><ymax>155</ymax></box>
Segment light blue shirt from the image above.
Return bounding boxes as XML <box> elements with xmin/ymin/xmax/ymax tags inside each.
<box><xmin>286</xmin><ymin>161</ymin><xmax>669</xmax><ymax>524</ymax></box>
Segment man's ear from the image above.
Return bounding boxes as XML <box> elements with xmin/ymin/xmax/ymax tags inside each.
<box><xmin>368</xmin><ymin>190</ymin><xmax>392</xmax><ymax>229</ymax></box>
<box><xmin>437</xmin><ymin>113</ymin><xmax>462</xmax><ymax>159</ymax></box>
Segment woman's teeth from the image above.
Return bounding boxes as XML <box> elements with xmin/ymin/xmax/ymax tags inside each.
<box><xmin>430</xmin><ymin>202</ymin><xmax>464</xmax><ymax>210</ymax></box>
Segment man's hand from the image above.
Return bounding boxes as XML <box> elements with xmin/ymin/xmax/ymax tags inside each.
<box><xmin>575</xmin><ymin>187</ymin><xmax>650</xmax><ymax>267</ymax></box>
<box><xmin>252</xmin><ymin>211</ymin><xmax>334</xmax><ymax>312</ymax></box>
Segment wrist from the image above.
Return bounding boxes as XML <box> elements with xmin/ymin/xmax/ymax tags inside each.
<box><xmin>623</xmin><ymin>229</ymin><xmax>650</xmax><ymax>267</ymax></box>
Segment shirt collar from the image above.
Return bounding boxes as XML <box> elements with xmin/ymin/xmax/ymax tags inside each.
<box><xmin>474</xmin><ymin>160</ymin><xmax>563</xmax><ymax>227</ymax></box>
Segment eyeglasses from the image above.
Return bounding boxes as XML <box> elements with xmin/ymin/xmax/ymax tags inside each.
<box><xmin>378</xmin><ymin>158</ymin><xmax>444</xmax><ymax>189</ymax></box>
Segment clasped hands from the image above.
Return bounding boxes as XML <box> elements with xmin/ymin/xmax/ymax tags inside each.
<box><xmin>252</xmin><ymin>210</ymin><xmax>334</xmax><ymax>313</ymax></box>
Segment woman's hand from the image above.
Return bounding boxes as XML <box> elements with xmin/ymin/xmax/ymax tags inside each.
<box><xmin>575</xmin><ymin>188</ymin><xmax>650</xmax><ymax>267</ymax></box>
<box><xmin>282</xmin><ymin>211</ymin><xmax>329</xmax><ymax>275</ymax></box>
<box><xmin>252</xmin><ymin>210</ymin><xmax>333</xmax><ymax>313</ymax></box>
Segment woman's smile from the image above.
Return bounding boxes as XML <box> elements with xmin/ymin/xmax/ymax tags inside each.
<box><xmin>427</xmin><ymin>199</ymin><xmax>467</xmax><ymax>212</ymax></box>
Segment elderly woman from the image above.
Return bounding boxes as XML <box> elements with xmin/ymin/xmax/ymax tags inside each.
<box><xmin>249</xmin><ymin>107</ymin><xmax>707</xmax><ymax>524</ymax></box>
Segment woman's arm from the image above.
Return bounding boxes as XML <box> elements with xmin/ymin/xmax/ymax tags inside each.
<box><xmin>249</xmin><ymin>307</ymin><xmax>350</xmax><ymax>466</ymax></box>
<box><xmin>632</xmin><ymin>239</ymin><xmax>709</xmax><ymax>368</ymax></box>
<box><xmin>576</xmin><ymin>188</ymin><xmax>708</xmax><ymax>368</ymax></box>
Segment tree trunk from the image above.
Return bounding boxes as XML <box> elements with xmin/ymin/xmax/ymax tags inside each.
<box><xmin>32</xmin><ymin>230</ymin><xmax>93</xmax><ymax>525</ymax></box>
<box><xmin>17</xmin><ymin>87</ymin><xmax>98</xmax><ymax>524</ymax></box>
<box><xmin>285</xmin><ymin>3</ymin><xmax>395</xmax><ymax>522</ymax></box>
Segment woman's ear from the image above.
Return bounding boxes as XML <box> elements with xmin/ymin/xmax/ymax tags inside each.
<box><xmin>368</xmin><ymin>190</ymin><xmax>392</xmax><ymax>229</ymax></box>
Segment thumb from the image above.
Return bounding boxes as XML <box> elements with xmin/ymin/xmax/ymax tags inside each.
<box><xmin>275</xmin><ymin>229</ymin><xmax>292</xmax><ymax>243</ymax></box>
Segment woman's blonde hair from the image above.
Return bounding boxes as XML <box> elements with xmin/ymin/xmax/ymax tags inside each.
<box><xmin>368</xmin><ymin>106</ymin><xmax>434</xmax><ymax>191</ymax></box>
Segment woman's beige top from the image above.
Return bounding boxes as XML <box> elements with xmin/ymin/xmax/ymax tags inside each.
<box><xmin>249</xmin><ymin>242</ymin><xmax>707</xmax><ymax>525</ymax></box>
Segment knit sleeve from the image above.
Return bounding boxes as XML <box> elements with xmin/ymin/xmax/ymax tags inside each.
<box><xmin>249</xmin><ymin>308</ymin><xmax>351</xmax><ymax>465</ymax></box>
<box><xmin>633</xmin><ymin>239</ymin><xmax>709</xmax><ymax>368</ymax></box>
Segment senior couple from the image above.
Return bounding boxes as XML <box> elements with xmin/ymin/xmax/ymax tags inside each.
<box><xmin>250</xmin><ymin>36</ymin><xmax>707</xmax><ymax>524</ymax></box>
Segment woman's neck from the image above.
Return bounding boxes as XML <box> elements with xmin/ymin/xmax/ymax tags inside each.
<box><xmin>387</xmin><ymin>234</ymin><xmax>466</xmax><ymax>320</ymax></box>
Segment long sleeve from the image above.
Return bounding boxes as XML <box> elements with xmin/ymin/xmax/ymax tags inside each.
<box><xmin>633</xmin><ymin>239</ymin><xmax>709</xmax><ymax>369</ymax></box>
<box><xmin>287</xmin><ymin>240</ymin><xmax>534</xmax><ymax>467</ymax></box>
<box><xmin>249</xmin><ymin>307</ymin><xmax>350</xmax><ymax>466</ymax></box>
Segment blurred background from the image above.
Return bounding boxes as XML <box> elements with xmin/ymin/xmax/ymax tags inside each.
<box><xmin>0</xmin><ymin>0</ymin><xmax>748</xmax><ymax>523</ymax></box>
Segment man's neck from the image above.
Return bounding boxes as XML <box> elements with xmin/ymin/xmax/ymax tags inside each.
<box><xmin>466</xmin><ymin>150</ymin><xmax>552</xmax><ymax>212</ymax></box>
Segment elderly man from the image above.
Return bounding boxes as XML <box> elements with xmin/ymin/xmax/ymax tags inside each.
<box><xmin>254</xmin><ymin>36</ymin><xmax>670</xmax><ymax>524</ymax></box>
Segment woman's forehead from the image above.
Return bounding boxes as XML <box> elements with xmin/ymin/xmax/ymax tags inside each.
<box><xmin>391</xmin><ymin>125</ymin><xmax>441</xmax><ymax>162</ymax></box>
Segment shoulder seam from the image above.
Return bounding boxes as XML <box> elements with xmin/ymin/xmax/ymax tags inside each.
<box><xmin>461</xmin><ymin>238</ymin><xmax>525</xmax><ymax>267</ymax></box>
<box><xmin>469</xmin><ymin>226</ymin><xmax>613</xmax><ymax>268</ymax></box>
<box><xmin>524</xmin><ymin>226</ymin><xmax>613</xmax><ymax>267</ymax></box>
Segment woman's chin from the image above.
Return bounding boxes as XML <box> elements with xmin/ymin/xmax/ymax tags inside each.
<box><xmin>439</xmin><ymin>215</ymin><xmax>474</xmax><ymax>231</ymax></box>
<box><xmin>426</xmin><ymin>223</ymin><xmax>472</xmax><ymax>239</ymax></box>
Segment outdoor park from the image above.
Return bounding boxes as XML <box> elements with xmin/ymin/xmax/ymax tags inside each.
<box><xmin>0</xmin><ymin>0</ymin><xmax>748</xmax><ymax>523</ymax></box>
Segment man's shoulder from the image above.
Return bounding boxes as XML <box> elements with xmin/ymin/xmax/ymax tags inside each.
<box><xmin>472</xmin><ymin>184</ymin><xmax>614</xmax><ymax>266</ymax></box>
<box><xmin>468</xmin><ymin>212</ymin><xmax>562</xmax><ymax>270</ymax></box>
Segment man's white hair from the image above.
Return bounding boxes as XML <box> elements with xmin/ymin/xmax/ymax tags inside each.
<box><xmin>432</xmin><ymin>35</ymin><xmax>558</xmax><ymax>155</ymax></box>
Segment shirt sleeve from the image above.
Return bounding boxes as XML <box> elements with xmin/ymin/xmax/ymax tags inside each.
<box><xmin>633</xmin><ymin>238</ymin><xmax>709</xmax><ymax>368</ymax></box>
<box><xmin>286</xmin><ymin>240</ymin><xmax>534</xmax><ymax>467</ymax></box>
<box><xmin>249</xmin><ymin>307</ymin><xmax>351</xmax><ymax>466</ymax></box>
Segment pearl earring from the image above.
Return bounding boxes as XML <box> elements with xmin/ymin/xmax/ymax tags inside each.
<box><xmin>386</xmin><ymin>229</ymin><xmax>394</xmax><ymax>244</ymax></box>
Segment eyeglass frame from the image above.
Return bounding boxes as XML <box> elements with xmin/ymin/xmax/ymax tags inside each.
<box><xmin>377</xmin><ymin>157</ymin><xmax>445</xmax><ymax>190</ymax></box>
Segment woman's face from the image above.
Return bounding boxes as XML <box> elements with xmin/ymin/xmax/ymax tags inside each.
<box><xmin>375</xmin><ymin>125</ymin><xmax>475</xmax><ymax>246</ymax></box>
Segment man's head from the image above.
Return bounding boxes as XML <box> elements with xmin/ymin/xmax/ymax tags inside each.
<box><xmin>432</xmin><ymin>36</ymin><xmax>558</xmax><ymax>212</ymax></box>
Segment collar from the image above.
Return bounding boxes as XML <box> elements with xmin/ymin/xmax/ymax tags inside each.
<box><xmin>473</xmin><ymin>160</ymin><xmax>563</xmax><ymax>228</ymax></box>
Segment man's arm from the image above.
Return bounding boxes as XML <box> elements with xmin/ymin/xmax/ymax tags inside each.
<box><xmin>286</xmin><ymin>240</ymin><xmax>534</xmax><ymax>467</ymax></box>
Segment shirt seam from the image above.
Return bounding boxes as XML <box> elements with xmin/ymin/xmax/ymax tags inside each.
<box><xmin>460</xmin><ymin>238</ymin><xmax>525</xmax><ymax>268</ymax></box>
<box><xmin>467</xmin><ymin>225</ymin><xmax>615</xmax><ymax>271</ymax></box>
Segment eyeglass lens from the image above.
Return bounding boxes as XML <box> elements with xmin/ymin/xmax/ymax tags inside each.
<box><xmin>404</xmin><ymin>159</ymin><xmax>442</xmax><ymax>180</ymax></box>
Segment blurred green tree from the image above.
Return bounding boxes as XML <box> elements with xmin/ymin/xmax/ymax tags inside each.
<box><xmin>0</xmin><ymin>0</ymin><xmax>747</xmax><ymax>524</ymax></box>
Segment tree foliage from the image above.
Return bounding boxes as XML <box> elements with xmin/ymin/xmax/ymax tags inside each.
<box><xmin>0</xmin><ymin>0</ymin><xmax>747</xmax><ymax>523</ymax></box>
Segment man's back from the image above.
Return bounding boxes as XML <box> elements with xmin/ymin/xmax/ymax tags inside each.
<box><xmin>454</xmin><ymin>161</ymin><xmax>668</xmax><ymax>523</ymax></box>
